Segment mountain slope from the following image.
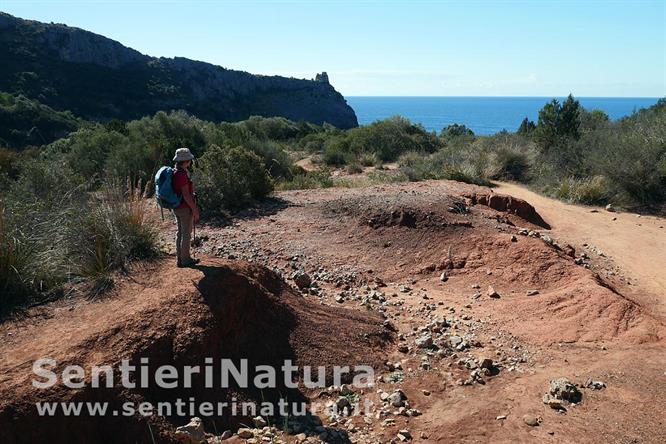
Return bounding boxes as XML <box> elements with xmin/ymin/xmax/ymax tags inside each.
<box><xmin>0</xmin><ymin>13</ymin><xmax>358</xmax><ymax>128</ymax></box>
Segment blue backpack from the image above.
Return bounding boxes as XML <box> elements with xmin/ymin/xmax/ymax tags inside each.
<box><xmin>154</xmin><ymin>166</ymin><xmax>182</xmax><ymax>211</ymax></box>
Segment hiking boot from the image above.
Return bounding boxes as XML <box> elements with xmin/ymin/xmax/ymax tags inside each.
<box><xmin>177</xmin><ymin>258</ymin><xmax>200</xmax><ymax>268</ymax></box>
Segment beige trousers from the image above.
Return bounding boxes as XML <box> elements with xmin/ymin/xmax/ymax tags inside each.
<box><xmin>173</xmin><ymin>207</ymin><xmax>192</xmax><ymax>263</ymax></box>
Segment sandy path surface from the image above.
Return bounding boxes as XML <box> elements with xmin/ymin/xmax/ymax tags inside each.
<box><xmin>494</xmin><ymin>181</ymin><xmax>666</xmax><ymax>320</ymax></box>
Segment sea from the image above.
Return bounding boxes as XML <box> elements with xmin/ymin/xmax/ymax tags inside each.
<box><xmin>345</xmin><ymin>96</ymin><xmax>661</xmax><ymax>135</ymax></box>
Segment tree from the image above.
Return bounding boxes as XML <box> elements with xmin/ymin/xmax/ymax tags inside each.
<box><xmin>533</xmin><ymin>94</ymin><xmax>582</xmax><ymax>152</ymax></box>
<box><xmin>559</xmin><ymin>94</ymin><xmax>581</xmax><ymax>141</ymax></box>
<box><xmin>441</xmin><ymin>123</ymin><xmax>474</xmax><ymax>140</ymax></box>
<box><xmin>517</xmin><ymin>117</ymin><xmax>536</xmax><ymax>136</ymax></box>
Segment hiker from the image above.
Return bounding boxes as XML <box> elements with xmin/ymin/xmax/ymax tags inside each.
<box><xmin>172</xmin><ymin>147</ymin><xmax>200</xmax><ymax>267</ymax></box>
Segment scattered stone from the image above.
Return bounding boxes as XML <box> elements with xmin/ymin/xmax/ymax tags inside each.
<box><xmin>510</xmin><ymin>235</ymin><xmax>518</xmax><ymax>242</ymax></box>
<box><xmin>449</xmin><ymin>335</ymin><xmax>463</xmax><ymax>348</ymax></box>
<box><xmin>526</xmin><ymin>289</ymin><xmax>540</xmax><ymax>296</ymax></box>
<box><xmin>478</xmin><ymin>357</ymin><xmax>494</xmax><ymax>369</ymax></box>
<box><xmin>523</xmin><ymin>414</ymin><xmax>539</xmax><ymax>427</ymax></box>
<box><xmin>440</xmin><ymin>272</ymin><xmax>449</xmax><ymax>282</ymax></box>
<box><xmin>292</xmin><ymin>270</ymin><xmax>312</xmax><ymax>289</ymax></box>
<box><xmin>487</xmin><ymin>286</ymin><xmax>500</xmax><ymax>298</ymax></box>
<box><xmin>415</xmin><ymin>333</ymin><xmax>433</xmax><ymax>349</ymax></box>
<box><xmin>605</xmin><ymin>204</ymin><xmax>615</xmax><ymax>212</ymax></box>
<box><xmin>543</xmin><ymin>378</ymin><xmax>582</xmax><ymax>409</ymax></box>
<box><xmin>252</xmin><ymin>416</ymin><xmax>267</xmax><ymax>428</ymax></box>
<box><xmin>397</xmin><ymin>430</ymin><xmax>412</xmax><ymax>441</ymax></box>
<box><xmin>175</xmin><ymin>417</ymin><xmax>206</xmax><ymax>444</ymax></box>
<box><xmin>237</xmin><ymin>428</ymin><xmax>254</xmax><ymax>439</ymax></box>
<box><xmin>585</xmin><ymin>378</ymin><xmax>606</xmax><ymax>390</ymax></box>
<box><xmin>388</xmin><ymin>389</ymin><xmax>407</xmax><ymax>407</ymax></box>
<box><xmin>496</xmin><ymin>415</ymin><xmax>507</xmax><ymax>420</ymax></box>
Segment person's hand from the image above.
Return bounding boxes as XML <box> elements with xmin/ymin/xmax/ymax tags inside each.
<box><xmin>192</xmin><ymin>208</ymin><xmax>200</xmax><ymax>224</ymax></box>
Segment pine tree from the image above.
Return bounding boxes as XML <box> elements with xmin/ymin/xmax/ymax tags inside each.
<box><xmin>517</xmin><ymin>117</ymin><xmax>536</xmax><ymax>136</ymax></box>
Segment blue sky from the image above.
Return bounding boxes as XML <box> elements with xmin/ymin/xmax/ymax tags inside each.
<box><xmin>2</xmin><ymin>0</ymin><xmax>665</xmax><ymax>97</ymax></box>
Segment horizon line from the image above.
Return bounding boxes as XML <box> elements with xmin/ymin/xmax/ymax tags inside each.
<box><xmin>344</xmin><ymin>95</ymin><xmax>664</xmax><ymax>99</ymax></box>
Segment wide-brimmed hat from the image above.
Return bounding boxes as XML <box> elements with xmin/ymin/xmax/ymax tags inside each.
<box><xmin>173</xmin><ymin>147</ymin><xmax>195</xmax><ymax>162</ymax></box>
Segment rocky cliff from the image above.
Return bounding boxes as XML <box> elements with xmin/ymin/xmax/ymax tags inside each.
<box><xmin>0</xmin><ymin>13</ymin><xmax>358</xmax><ymax>128</ymax></box>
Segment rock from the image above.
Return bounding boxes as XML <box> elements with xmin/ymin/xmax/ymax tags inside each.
<box><xmin>449</xmin><ymin>335</ymin><xmax>463</xmax><ymax>348</ymax></box>
<box><xmin>541</xmin><ymin>235</ymin><xmax>554</xmax><ymax>245</ymax></box>
<box><xmin>292</xmin><ymin>271</ymin><xmax>312</xmax><ymax>289</ymax></box>
<box><xmin>487</xmin><ymin>286</ymin><xmax>500</xmax><ymax>298</ymax></box>
<box><xmin>543</xmin><ymin>378</ymin><xmax>582</xmax><ymax>409</ymax></box>
<box><xmin>388</xmin><ymin>389</ymin><xmax>407</xmax><ymax>407</ymax></box>
<box><xmin>496</xmin><ymin>415</ymin><xmax>507</xmax><ymax>420</ymax></box>
<box><xmin>336</xmin><ymin>396</ymin><xmax>352</xmax><ymax>415</ymax></box>
<box><xmin>294</xmin><ymin>433</ymin><xmax>307</xmax><ymax>443</ymax></box>
<box><xmin>415</xmin><ymin>333</ymin><xmax>433</xmax><ymax>349</ymax></box>
<box><xmin>236</xmin><ymin>428</ymin><xmax>254</xmax><ymax>439</ymax></box>
<box><xmin>548</xmin><ymin>378</ymin><xmax>582</xmax><ymax>402</ymax></box>
<box><xmin>219</xmin><ymin>430</ymin><xmax>233</xmax><ymax>440</ymax></box>
<box><xmin>397</xmin><ymin>430</ymin><xmax>412</xmax><ymax>441</ymax></box>
<box><xmin>252</xmin><ymin>416</ymin><xmax>267</xmax><ymax>428</ymax></box>
<box><xmin>563</xmin><ymin>244</ymin><xmax>576</xmax><ymax>258</ymax></box>
<box><xmin>543</xmin><ymin>396</ymin><xmax>566</xmax><ymax>410</ymax></box>
<box><xmin>478</xmin><ymin>357</ymin><xmax>494</xmax><ymax>369</ymax></box>
<box><xmin>585</xmin><ymin>378</ymin><xmax>606</xmax><ymax>390</ymax></box>
<box><xmin>526</xmin><ymin>289</ymin><xmax>540</xmax><ymax>296</ymax></box>
<box><xmin>510</xmin><ymin>235</ymin><xmax>518</xmax><ymax>242</ymax></box>
<box><xmin>440</xmin><ymin>272</ymin><xmax>449</xmax><ymax>282</ymax></box>
<box><xmin>175</xmin><ymin>417</ymin><xmax>206</xmax><ymax>444</ymax></box>
<box><xmin>605</xmin><ymin>204</ymin><xmax>615</xmax><ymax>212</ymax></box>
<box><xmin>523</xmin><ymin>414</ymin><xmax>539</xmax><ymax>426</ymax></box>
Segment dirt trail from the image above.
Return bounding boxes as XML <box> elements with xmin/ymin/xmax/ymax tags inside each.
<box><xmin>493</xmin><ymin>181</ymin><xmax>666</xmax><ymax>321</ymax></box>
<box><xmin>2</xmin><ymin>178</ymin><xmax>666</xmax><ymax>443</ymax></box>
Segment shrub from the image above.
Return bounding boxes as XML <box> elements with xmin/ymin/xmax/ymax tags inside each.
<box><xmin>243</xmin><ymin>137</ymin><xmax>294</xmax><ymax>180</ymax></box>
<box><xmin>72</xmin><ymin>179</ymin><xmax>157</xmax><ymax>278</ymax></box>
<box><xmin>358</xmin><ymin>153</ymin><xmax>378</xmax><ymax>167</ymax></box>
<box><xmin>323</xmin><ymin>138</ymin><xmax>352</xmax><ymax>166</ymax></box>
<box><xmin>548</xmin><ymin>176</ymin><xmax>611</xmax><ymax>205</ymax></box>
<box><xmin>441</xmin><ymin>123</ymin><xmax>475</xmax><ymax>141</ymax></box>
<box><xmin>345</xmin><ymin>163</ymin><xmax>363</xmax><ymax>174</ymax></box>
<box><xmin>1</xmin><ymin>164</ymin><xmax>158</xmax><ymax>313</ymax></box>
<box><xmin>196</xmin><ymin>144</ymin><xmax>273</xmax><ymax>214</ymax></box>
<box><xmin>489</xmin><ymin>147</ymin><xmax>531</xmax><ymax>181</ymax></box>
<box><xmin>277</xmin><ymin>170</ymin><xmax>336</xmax><ymax>190</ymax></box>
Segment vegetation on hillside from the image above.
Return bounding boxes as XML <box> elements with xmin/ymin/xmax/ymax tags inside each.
<box><xmin>0</xmin><ymin>92</ymin><xmax>81</xmax><ymax>149</ymax></box>
<box><xmin>1</xmin><ymin>92</ymin><xmax>664</xmax><ymax>314</ymax></box>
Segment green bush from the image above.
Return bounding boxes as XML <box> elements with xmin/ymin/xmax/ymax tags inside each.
<box><xmin>489</xmin><ymin>147</ymin><xmax>531</xmax><ymax>181</ymax></box>
<box><xmin>196</xmin><ymin>144</ymin><xmax>273</xmax><ymax>214</ymax></box>
<box><xmin>277</xmin><ymin>170</ymin><xmax>336</xmax><ymax>190</ymax></box>
<box><xmin>72</xmin><ymin>179</ymin><xmax>157</xmax><ymax>278</ymax></box>
<box><xmin>1</xmin><ymin>163</ymin><xmax>158</xmax><ymax>313</ymax></box>
<box><xmin>345</xmin><ymin>162</ymin><xmax>363</xmax><ymax>174</ymax></box>
<box><xmin>358</xmin><ymin>153</ymin><xmax>379</xmax><ymax>167</ymax></box>
<box><xmin>0</xmin><ymin>92</ymin><xmax>81</xmax><ymax>149</ymax></box>
<box><xmin>323</xmin><ymin>138</ymin><xmax>352</xmax><ymax>166</ymax></box>
<box><xmin>548</xmin><ymin>176</ymin><xmax>611</xmax><ymax>205</ymax></box>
